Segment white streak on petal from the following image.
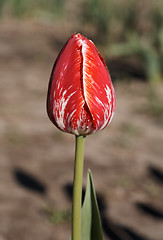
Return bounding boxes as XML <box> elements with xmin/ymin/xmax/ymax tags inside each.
<box><xmin>105</xmin><ymin>85</ymin><xmax>112</xmax><ymax>104</ymax></box>
<box><xmin>67</xmin><ymin>109</ymin><xmax>77</xmax><ymax>124</ymax></box>
<box><xmin>99</xmin><ymin>85</ymin><xmax>113</xmax><ymax>131</ymax></box>
<box><xmin>54</xmin><ymin>90</ymin><xmax>76</xmax><ymax>130</ymax></box>
<box><xmin>81</xmin><ymin>43</ymin><xmax>90</xmax><ymax>101</ymax></box>
<box><xmin>95</xmin><ymin>96</ymin><xmax>105</xmax><ymax>108</ymax></box>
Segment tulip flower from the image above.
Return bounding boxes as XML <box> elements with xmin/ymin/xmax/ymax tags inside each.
<box><xmin>46</xmin><ymin>33</ymin><xmax>116</xmax><ymax>240</ymax></box>
<box><xmin>47</xmin><ymin>33</ymin><xmax>116</xmax><ymax>136</ymax></box>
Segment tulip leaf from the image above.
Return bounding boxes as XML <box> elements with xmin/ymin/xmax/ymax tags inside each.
<box><xmin>81</xmin><ymin>170</ymin><xmax>103</xmax><ymax>240</ymax></box>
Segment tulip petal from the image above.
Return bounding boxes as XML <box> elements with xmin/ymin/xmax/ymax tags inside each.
<box><xmin>47</xmin><ymin>33</ymin><xmax>116</xmax><ymax>135</ymax></box>
<box><xmin>47</xmin><ymin>34</ymin><xmax>93</xmax><ymax>135</ymax></box>
<box><xmin>82</xmin><ymin>39</ymin><xmax>116</xmax><ymax>132</ymax></box>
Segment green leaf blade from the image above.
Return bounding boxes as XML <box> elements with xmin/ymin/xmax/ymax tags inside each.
<box><xmin>81</xmin><ymin>170</ymin><xmax>103</xmax><ymax>240</ymax></box>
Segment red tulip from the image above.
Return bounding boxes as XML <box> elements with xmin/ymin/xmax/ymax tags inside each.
<box><xmin>47</xmin><ymin>33</ymin><xmax>116</xmax><ymax>135</ymax></box>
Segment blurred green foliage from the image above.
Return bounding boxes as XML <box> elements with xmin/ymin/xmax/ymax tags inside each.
<box><xmin>0</xmin><ymin>0</ymin><xmax>163</xmax><ymax>82</ymax></box>
<box><xmin>82</xmin><ymin>0</ymin><xmax>163</xmax><ymax>83</ymax></box>
<box><xmin>0</xmin><ymin>0</ymin><xmax>65</xmax><ymax>18</ymax></box>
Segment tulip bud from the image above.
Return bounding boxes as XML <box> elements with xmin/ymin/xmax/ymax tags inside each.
<box><xmin>47</xmin><ymin>33</ymin><xmax>116</xmax><ymax>135</ymax></box>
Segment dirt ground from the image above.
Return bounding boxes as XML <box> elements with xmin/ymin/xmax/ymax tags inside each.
<box><xmin>0</xmin><ymin>20</ymin><xmax>163</xmax><ymax>240</ymax></box>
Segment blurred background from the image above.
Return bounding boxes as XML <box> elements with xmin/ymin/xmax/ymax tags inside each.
<box><xmin>0</xmin><ymin>0</ymin><xmax>163</xmax><ymax>240</ymax></box>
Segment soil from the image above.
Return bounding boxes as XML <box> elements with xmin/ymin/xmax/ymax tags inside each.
<box><xmin>0</xmin><ymin>19</ymin><xmax>163</xmax><ymax>240</ymax></box>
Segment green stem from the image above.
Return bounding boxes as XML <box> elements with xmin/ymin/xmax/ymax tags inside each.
<box><xmin>72</xmin><ymin>135</ymin><xmax>86</xmax><ymax>240</ymax></box>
